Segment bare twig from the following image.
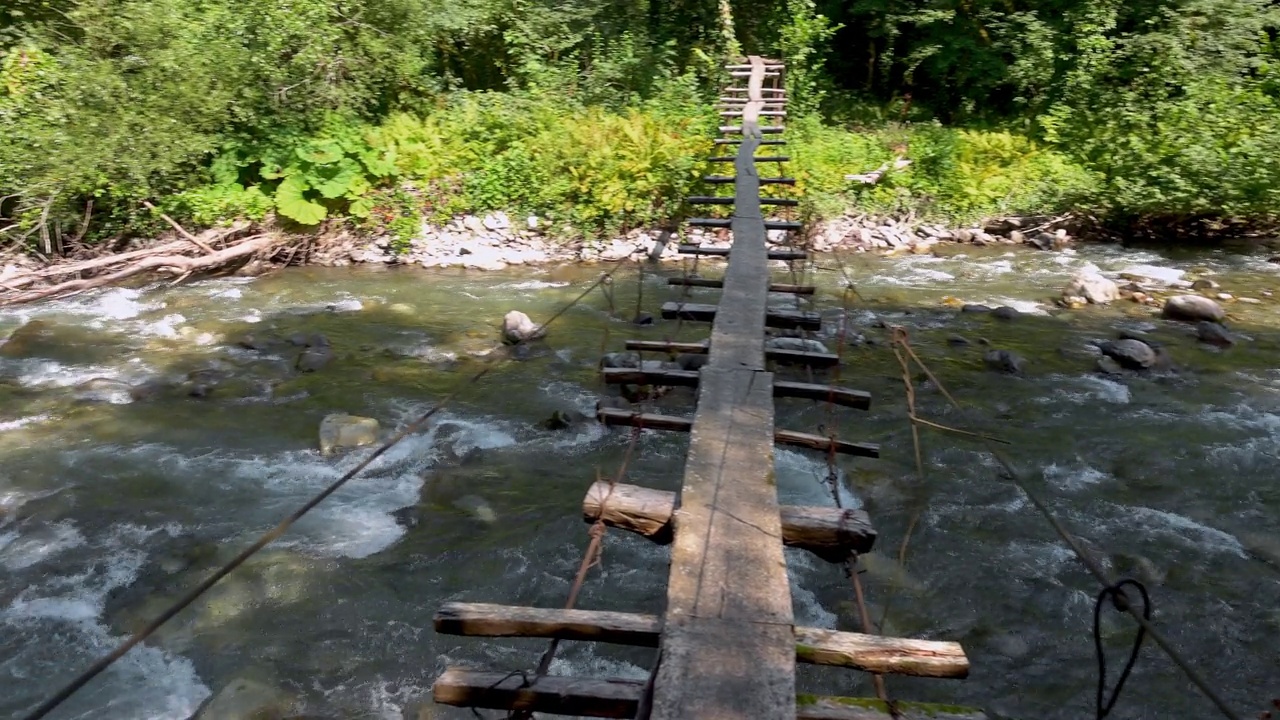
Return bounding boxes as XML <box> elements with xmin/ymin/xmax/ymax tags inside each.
<box><xmin>141</xmin><ymin>201</ymin><xmax>216</xmax><ymax>254</ymax></box>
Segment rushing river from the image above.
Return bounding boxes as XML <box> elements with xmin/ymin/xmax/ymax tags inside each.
<box><xmin>2</xmin><ymin>242</ymin><xmax>1279</xmax><ymax>720</ymax></box>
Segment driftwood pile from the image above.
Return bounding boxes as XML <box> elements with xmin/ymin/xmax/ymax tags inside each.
<box><xmin>0</xmin><ymin>216</ymin><xmax>291</xmax><ymax>308</ymax></box>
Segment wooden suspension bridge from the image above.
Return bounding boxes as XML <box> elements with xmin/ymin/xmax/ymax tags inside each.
<box><xmin>429</xmin><ymin>57</ymin><xmax>988</xmax><ymax>719</ymax></box>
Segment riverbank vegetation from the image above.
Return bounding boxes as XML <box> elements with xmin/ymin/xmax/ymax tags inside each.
<box><xmin>1</xmin><ymin>0</ymin><xmax>1277</xmax><ymax>254</ymax></box>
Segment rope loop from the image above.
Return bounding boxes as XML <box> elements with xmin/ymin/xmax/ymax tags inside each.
<box><xmin>1094</xmin><ymin>578</ymin><xmax>1151</xmax><ymax>719</ymax></box>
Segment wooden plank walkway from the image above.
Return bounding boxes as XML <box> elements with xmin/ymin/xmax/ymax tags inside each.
<box><xmin>429</xmin><ymin>55</ymin><xmax>984</xmax><ymax>720</ymax></box>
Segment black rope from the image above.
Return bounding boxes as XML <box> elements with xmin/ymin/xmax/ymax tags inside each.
<box><xmin>1094</xmin><ymin>579</ymin><xmax>1151</xmax><ymax>719</ymax></box>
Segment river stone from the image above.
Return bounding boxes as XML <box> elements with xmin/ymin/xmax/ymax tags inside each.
<box><xmin>1099</xmin><ymin>339</ymin><xmax>1157</xmax><ymax>370</ymax></box>
<box><xmin>676</xmin><ymin>353</ymin><xmax>708</xmax><ymax>371</ymax></box>
<box><xmin>600</xmin><ymin>351</ymin><xmax>641</xmax><ymax>369</ymax></box>
<box><xmin>991</xmin><ymin>306</ymin><xmax>1021</xmax><ymax>320</ymax></box>
<box><xmin>195</xmin><ymin>677</ymin><xmax>296</xmax><ymax>720</ymax></box>
<box><xmin>596</xmin><ymin>396</ymin><xmax>632</xmax><ymax>414</ymax></box>
<box><xmin>946</xmin><ymin>334</ymin><xmax>971</xmax><ymax>346</ymax></box>
<box><xmin>296</xmin><ymin>344</ymin><xmax>333</xmax><ymax>372</ymax></box>
<box><xmin>319</xmin><ymin>414</ymin><xmax>380</xmax><ymax>456</ymax></box>
<box><xmin>961</xmin><ymin>304</ymin><xmax>992</xmax><ymax>313</ymax></box>
<box><xmin>1096</xmin><ymin>356</ymin><xmax>1124</xmax><ymax>374</ymax></box>
<box><xmin>1162</xmin><ymin>295</ymin><xmax>1224</xmax><ymax>322</ymax></box>
<box><xmin>543</xmin><ymin>409</ymin><xmax>588</xmax><ymax>430</ymax></box>
<box><xmin>983</xmin><ymin>349</ymin><xmax>1027</xmax><ymax>374</ymax></box>
<box><xmin>766</xmin><ymin>336</ymin><xmax>830</xmax><ymax>354</ymax></box>
<box><xmin>73</xmin><ymin>378</ymin><xmax>135</xmax><ymax>404</ymax></box>
<box><xmin>1196</xmin><ymin>321</ymin><xmax>1235</xmax><ymax>347</ymax></box>
<box><xmin>1063</xmin><ymin>271</ymin><xmax>1120</xmax><ymax>305</ymax></box>
<box><xmin>501</xmin><ymin>310</ymin><xmax>546</xmax><ymax>344</ymax></box>
<box><xmin>452</xmin><ymin>494</ymin><xmax>497</xmax><ymax>524</ymax></box>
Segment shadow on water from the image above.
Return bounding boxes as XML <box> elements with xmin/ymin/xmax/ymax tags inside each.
<box><xmin>1</xmin><ymin>258</ymin><xmax>1279</xmax><ymax>719</ymax></box>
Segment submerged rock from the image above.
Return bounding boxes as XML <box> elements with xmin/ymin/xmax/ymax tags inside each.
<box><xmin>319</xmin><ymin>413</ymin><xmax>380</xmax><ymax>456</ymax></box>
<box><xmin>73</xmin><ymin>378</ymin><xmax>135</xmax><ymax>404</ymax></box>
<box><xmin>1063</xmin><ymin>271</ymin><xmax>1120</xmax><ymax>305</ymax></box>
<box><xmin>766</xmin><ymin>336</ymin><xmax>830</xmax><ymax>354</ymax></box>
<box><xmin>991</xmin><ymin>306</ymin><xmax>1021</xmax><ymax>320</ymax></box>
<box><xmin>452</xmin><ymin>494</ymin><xmax>497</xmax><ymax>524</ymax></box>
<box><xmin>1162</xmin><ymin>295</ymin><xmax>1225</xmax><ymax>322</ymax></box>
<box><xmin>1196</xmin><ymin>321</ymin><xmax>1235</xmax><ymax>347</ymax></box>
<box><xmin>600</xmin><ymin>351</ymin><xmax>641</xmax><ymax>369</ymax></box>
<box><xmin>195</xmin><ymin>677</ymin><xmax>296</xmax><ymax>720</ymax></box>
<box><xmin>983</xmin><ymin>349</ymin><xmax>1027</xmax><ymax>374</ymax></box>
<box><xmin>1096</xmin><ymin>356</ymin><xmax>1125</xmax><ymax>374</ymax></box>
<box><xmin>501</xmin><ymin>310</ymin><xmax>547</xmax><ymax>345</ymax></box>
<box><xmin>543</xmin><ymin>409</ymin><xmax>588</xmax><ymax>430</ymax></box>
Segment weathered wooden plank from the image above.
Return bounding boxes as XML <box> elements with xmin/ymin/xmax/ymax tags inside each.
<box><xmin>721</xmin><ymin>110</ymin><xmax>789</xmax><ymax>117</ymax></box>
<box><xmin>677</xmin><ymin>244</ymin><xmax>808</xmax><ymax>261</ymax></box>
<box><xmin>600</xmin><ymin>367</ymin><xmax>700</xmax><ymax>387</ymax></box>
<box><xmin>664</xmin><ymin>277</ymin><xmax>816</xmax><ymax>294</ymax></box>
<box><xmin>703</xmin><ymin>175</ymin><xmax>795</xmax><ymax>183</ymax></box>
<box><xmin>685</xmin><ymin>195</ymin><xmax>798</xmax><ymax>205</ymax></box>
<box><xmin>625</xmin><ymin>340</ymin><xmax>837</xmax><ymax>366</ymax></box>
<box><xmin>582</xmin><ymin>481</ymin><xmax>877</xmax><ymax>557</ymax></box>
<box><xmin>687</xmin><ymin>217</ymin><xmax>732</xmax><ymax>227</ymax></box>
<box><xmin>718</xmin><ymin>125</ymin><xmax>786</xmax><ymax>133</ymax></box>
<box><xmin>773</xmin><ymin>380</ymin><xmax>872</xmax><ymax>410</ymax></box>
<box><xmin>724</xmin><ymin>86</ymin><xmax>787</xmax><ymax>94</ymax></box>
<box><xmin>775</xmin><ymin>428</ymin><xmax>880</xmax><ymax>458</ymax></box>
<box><xmin>434</xmin><ymin>670</ymin><xmax>986</xmax><ymax>719</ymax></box>
<box><xmin>660</xmin><ymin>302</ymin><xmax>821</xmax><ymax>330</ymax></box>
<box><xmin>708</xmin><ymin>154</ymin><xmax>791</xmax><ymax>162</ymax></box>
<box><xmin>713</xmin><ymin>138</ymin><xmax>788</xmax><ymax>146</ymax></box>
<box><xmin>625</xmin><ymin>339</ymin><xmax>711</xmax><ymax>354</ymax></box>
<box><xmin>435</xmin><ymin>603</ymin><xmax>967</xmax><ymax>678</ymax></box>
<box><xmin>596</xmin><ymin>408</ymin><xmax>692</xmax><ymax>433</ymax></box>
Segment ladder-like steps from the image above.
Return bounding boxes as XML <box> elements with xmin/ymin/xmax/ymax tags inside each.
<box><xmin>678</xmin><ymin>245</ymin><xmax>807</xmax><ymax>261</ymax></box>
<box><xmin>661</xmin><ymin>301</ymin><xmax>821</xmax><ymax>330</ymax></box>
<box><xmin>718</xmin><ymin>125</ymin><xmax>786</xmax><ymax>134</ymax></box>
<box><xmin>714</xmin><ymin>138</ymin><xmax>787</xmax><ymax>145</ymax></box>
<box><xmin>600</xmin><ymin>368</ymin><xmax>870</xmax><ymax>410</ymax></box>
<box><xmin>582</xmin><ymin>481</ymin><xmax>875</xmax><ymax>559</ymax></box>
<box><xmin>665</xmin><ymin>277</ymin><xmax>816</xmax><ymax>294</ymax></box>
<box><xmin>686</xmin><ymin>195</ymin><xmax>798</xmax><ymax>206</ymax></box>
<box><xmin>596</xmin><ymin>408</ymin><xmax>880</xmax><ymax>458</ymax></box>
<box><xmin>435</xmin><ymin>604</ymin><xmax>967</xmax><ymax>677</ymax></box>
<box><xmin>707</xmin><ymin>156</ymin><xmax>791</xmax><ymax>163</ymax></box>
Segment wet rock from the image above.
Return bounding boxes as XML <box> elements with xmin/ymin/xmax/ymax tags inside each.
<box><xmin>319</xmin><ymin>413</ymin><xmax>380</xmax><ymax>456</ymax></box>
<box><xmin>1161</xmin><ymin>295</ymin><xmax>1224</xmax><ymax>322</ymax></box>
<box><xmin>596</xmin><ymin>396</ymin><xmax>632</xmax><ymax>414</ymax></box>
<box><xmin>73</xmin><ymin>378</ymin><xmax>135</xmax><ymax>404</ymax></box>
<box><xmin>766</xmin><ymin>336</ymin><xmax>830</xmax><ymax>354</ymax></box>
<box><xmin>452</xmin><ymin>494</ymin><xmax>497</xmax><ymax>524</ymax></box>
<box><xmin>236</xmin><ymin>333</ymin><xmax>276</xmax><ymax>351</ymax></box>
<box><xmin>296</xmin><ymin>343</ymin><xmax>334</xmax><ymax>372</ymax></box>
<box><xmin>632</xmin><ymin>311</ymin><xmax>654</xmax><ymax>326</ymax></box>
<box><xmin>543</xmin><ymin>409</ymin><xmax>588</xmax><ymax>430</ymax></box>
<box><xmin>946</xmin><ymin>334</ymin><xmax>971</xmax><ymax>347</ymax></box>
<box><xmin>991</xmin><ymin>306</ymin><xmax>1021</xmax><ymax>320</ymax></box>
<box><xmin>1028</xmin><ymin>232</ymin><xmax>1056</xmax><ymax>250</ymax></box>
<box><xmin>195</xmin><ymin>677</ymin><xmax>297</xmax><ymax>720</ymax></box>
<box><xmin>1190</xmin><ymin>278</ymin><xmax>1220</xmax><ymax>290</ymax></box>
<box><xmin>1096</xmin><ymin>356</ymin><xmax>1124</xmax><ymax>374</ymax></box>
<box><xmin>1196</xmin><ymin>321</ymin><xmax>1235</xmax><ymax>347</ymax></box>
<box><xmin>983</xmin><ymin>349</ymin><xmax>1027</xmax><ymax>375</ymax></box>
<box><xmin>1099</xmin><ymin>339</ymin><xmax>1157</xmax><ymax>370</ymax></box>
<box><xmin>128</xmin><ymin>379</ymin><xmax>171</xmax><ymax>402</ymax></box>
<box><xmin>676</xmin><ymin>353</ymin><xmax>708</xmax><ymax>371</ymax></box>
<box><xmin>501</xmin><ymin>310</ymin><xmax>547</xmax><ymax>345</ymax></box>
<box><xmin>600</xmin><ymin>351</ymin><xmax>641</xmax><ymax>369</ymax></box>
<box><xmin>961</xmin><ymin>304</ymin><xmax>992</xmax><ymax>313</ymax></box>
<box><xmin>1120</xmin><ymin>265</ymin><xmax>1186</xmax><ymax>286</ymax></box>
<box><xmin>1063</xmin><ymin>271</ymin><xmax>1120</xmax><ymax>305</ymax></box>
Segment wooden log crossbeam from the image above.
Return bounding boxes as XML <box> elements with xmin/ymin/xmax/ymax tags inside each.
<box><xmin>596</xmin><ymin>408</ymin><xmax>880</xmax><ymax>458</ymax></box>
<box><xmin>661</xmin><ymin>301</ymin><xmax>821</xmax><ymax>330</ymax></box>
<box><xmin>435</xmin><ymin>604</ymin><xmax>969</xmax><ymax>679</ymax></box>
<box><xmin>663</xmin><ymin>277</ymin><xmax>816</xmax><ymax>294</ymax></box>
<box><xmin>722</xmin><ymin>110</ymin><xmax>788</xmax><ymax>117</ymax></box>
<box><xmin>685</xmin><ymin>195</ymin><xmax>798</xmax><ymax>206</ymax></box>
<box><xmin>434</xmin><ymin>670</ymin><xmax>986</xmax><ymax>719</ymax></box>
<box><xmin>677</xmin><ymin>245</ymin><xmax>808</xmax><ymax>261</ymax></box>
<box><xmin>684</xmin><ymin>218</ymin><xmax>802</xmax><ymax>231</ymax></box>
<box><xmin>713</xmin><ymin>138</ymin><xmax>788</xmax><ymax>146</ymax></box>
<box><xmin>707</xmin><ymin>156</ymin><xmax>792</xmax><ymax>163</ymax></box>
<box><xmin>581</xmin><ymin>482</ymin><xmax>876</xmax><ymax>559</ymax></box>
<box><xmin>703</xmin><ymin>175</ymin><xmax>795</xmax><ymax>184</ymax></box>
<box><xmin>625</xmin><ymin>338</ymin><xmax>839</xmax><ymax>367</ymax></box>
<box><xmin>600</xmin><ymin>368</ymin><xmax>870</xmax><ymax>410</ymax></box>
<box><xmin>718</xmin><ymin>125</ymin><xmax>786</xmax><ymax>134</ymax></box>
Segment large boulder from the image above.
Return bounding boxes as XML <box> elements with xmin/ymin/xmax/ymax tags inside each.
<box><xmin>1063</xmin><ymin>271</ymin><xmax>1120</xmax><ymax>305</ymax></box>
<box><xmin>319</xmin><ymin>414</ymin><xmax>380</xmax><ymax>456</ymax></box>
<box><xmin>501</xmin><ymin>310</ymin><xmax>547</xmax><ymax>345</ymax></box>
<box><xmin>1162</xmin><ymin>295</ymin><xmax>1224</xmax><ymax>322</ymax></box>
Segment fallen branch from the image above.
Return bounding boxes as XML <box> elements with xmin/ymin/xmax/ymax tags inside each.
<box><xmin>845</xmin><ymin>156</ymin><xmax>912</xmax><ymax>185</ymax></box>
<box><xmin>142</xmin><ymin>201</ymin><xmax>216</xmax><ymax>254</ymax></box>
<box><xmin>0</xmin><ymin>233</ymin><xmax>280</xmax><ymax>306</ymax></box>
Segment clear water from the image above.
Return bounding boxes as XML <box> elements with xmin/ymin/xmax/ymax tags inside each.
<box><xmin>1</xmin><ymin>245</ymin><xmax>1278</xmax><ymax>719</ymax></box>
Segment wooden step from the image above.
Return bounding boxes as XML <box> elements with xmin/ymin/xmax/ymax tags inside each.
<box><xmin>703</xmin><ymin>175</ymin><xmax>795</xmax><ymax>184</ymax></box>
<box><xmin>665</xmin><ymin>277</ymin><xmax>816</xmax><ymax>294</ymax></box>
<box><xmin>597</xmin><ymin>409</ymin><xmax>879</xmax><ymax>458</ymax></box>
<box><xmin>625</xmin><ymin>338</ymin><xmax>839</xmax><ymax>368</ymax></box>
<box><xmin>434</xmin><ymin>670</ymin><xmax>984</xmax><ymax>719</ymax></box>
<box><xmin>677</xmin><ymin>245</ymin><xmax>808</xmax><ymax>261</ymax></box>
<box><xmin>686</xmin><ymin>218</ymin><xmax>731</xmax><ymax>228</ymax></box>
<box><xmin>718</xmin><ymin>125</ymin><xmax>786</xmax><ymax>134</ymax></box>
<box><xmin>721</xmin><ymin>110</ymin><xmax>788</xmax><ymax>117</ymax></box>
<box><xmin>725</xmin><ymin>86</ymin><xmax>787</xmax><ymax>94</ymax></box>
<box><xmin>707</xmin><ymin>156</ymin><xmax>791</xmax><ymax>162</ymax></box>
<box><xmin>436</xmin><ymin>604</ymin><xmax>967</xmax><ymax>678</ymax></box>
<box><xmin>661</xmin><ymin>301</ymin><xmax>821</xmax><ymax>330</ymax></box>
<box><xmin>685</xmin><ymin>195</ymin><xmax>798</xmax><ymax>206</ymax></box>
<box><xmin>601</xmin><ymin>369</ymin><xmax>869</xmax><ymax>410</ymax></box>
<box><xmin>713</xmin><ymin>138</ymin><xmax>787</xmax><ymax>145</ymax></box>
<box><xmin>582</xmin><ymin>481</ymin><xmax>876</xmax><ymax>559</ymax></box>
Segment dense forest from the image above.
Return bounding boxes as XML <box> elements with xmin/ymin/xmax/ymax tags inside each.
<box><xmin>1</xmin><ymin>0</ymin><xmax>1278</xmax><ymax>250</ymax></box>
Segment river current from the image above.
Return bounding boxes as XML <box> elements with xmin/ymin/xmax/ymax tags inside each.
<box><xmin>1</xmin><ymin>243</ymin><xmax>1278</xmax><ymax>719</ymax></box>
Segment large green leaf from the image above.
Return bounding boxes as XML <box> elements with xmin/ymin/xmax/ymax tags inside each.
<box><xmin>314</xmin><ymin>158</ymin><xmax>362</xmax><ymax>199</ymax></box>
<box><xmin>296</xmin><ymin>141</ymin><xmax>345</xmax><ymax>166</ymax></box>
<box><xmin>359</xmin><ymin>147</ymin><xmax>399</xmax><ymax>177</ymax></box>
<box><xmin>275</xmin><ymin>175</ymin><xmax>327</xmax><ymax>224</ymax></box>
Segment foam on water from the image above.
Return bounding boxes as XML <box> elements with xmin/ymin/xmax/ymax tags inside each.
<box><xmin>0</xmin><ymin>413</ymin><xmax>52</xmax><ymax>431</ymax></box>
<box><xmin>497</xmin><ymin>279</ymin><xmax>570</xmax><ymax>290</ymax></box>
<box><xmin>0</xmin><ymin>520</ymin><xmax>85</xmax><ymax>570</ymax></box>
<box><xmin>6</xmin><ymin>358</ymin><xmax>125</xmax><ymax>388</ymax></box>
<box><xmin>1106</xmin><ymin>505</ymin><xmax>1247</xmax><ymax>557</ymax></box>
<box><xmin>0</xmin><ymin>523</ymin><xmax>210</xmax><ymax>719</ymax></box>
<box><xmin>1042</xmin><ymin>462</ymin><xmax>1110</xmax><ymax>492</ymax></box>
<box><xmin>774</xmin><ymin>447</ymin><xmax>861</xmax><ymax>509</ymax></box>
<box><xmin>1037</xmin><ymin>374</ymin><xmax>1131</xmax><ymax>405</ymax></box>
